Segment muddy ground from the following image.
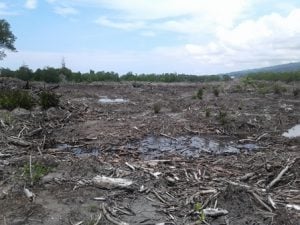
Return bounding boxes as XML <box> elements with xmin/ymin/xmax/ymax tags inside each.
<box><xmin>0</xmin><ymin>78</ymin><xmax>299</xmax><ymax>225</ymax></box>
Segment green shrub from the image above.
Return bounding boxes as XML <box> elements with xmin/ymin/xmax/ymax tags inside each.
<box><xmin>23</xmin><ymin>162</ymin><xmax>52</xmax><ymax>183</ymax></box>
<box><xmin>0</xmin><ymin>89</ymin><xmax>35</xmax><ymax>110</ymax></box>
<box><xmin>153</xmin><ymin>102</ymin><xmax>161</xmax><ymax>114</ymax></box>
<box><xmin>194</xmin><ymin>202</ymin><xmax>206</xmax><ymax>223</ymax></box>
<box><xmin>196</xmin><ymin>88</ymin><xmax>203</xmax><ymax>100</ymax></box>
<box><xmin>258</xmin><ymin>87</ymin><xmax>270</xmax><ymax>95</ymax></box>
<box><xmin>218</xmin><ymin>110</ymin><xmax>228</xmax><ymax>125</ymax></box>
<box><xmin>205</xmin><ymin>108</ymin><xmax>210</xmax><ymax>117</ymax></box>
<box><xmin>213</xmin><ymin>87</ymin><xmax>219</xmax><ymax>97</ymax></box>
<box><xmin>293</xmin><ymin>88</ymin><xmax>300</xmax><ymax>97</ymax></box>
<box><xmin>273</xmin><ymin>83</ymin><xmax>287</xmax><ymax>95</ymax></box>
<box><xmin>39</xmin><ymin>91</ymin><xmax>60</xmax><ymax>109</ymax></box>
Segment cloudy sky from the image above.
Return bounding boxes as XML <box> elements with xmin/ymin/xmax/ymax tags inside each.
<box><xmin>1</xmin><ymin>0</ymin><xmax>300</xmax><ymax>74</ymax></box>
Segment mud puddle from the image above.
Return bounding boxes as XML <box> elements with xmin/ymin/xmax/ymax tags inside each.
<box><xmin>56</xmin><ymin>144</ymin><xmax>99</xmax><ymax>157</ymax></box>
<box><xmin>283</xmin><ymin>124</ymin><xmax>300</xmax><ymax>138</ymax></box>
<box><xmin>98</xmin><ymin>97</ymin><xmax>128</xmax><ymax>104</ymax></box>
<box><xmin>121</xmin><ymin>196</ymin><xmax>165</xmax><ymax>224</ymax></box>
<box><xmin>137</xmin><ymin>136</ymin><xmax>259</xmax><ymax>159</ymax></box>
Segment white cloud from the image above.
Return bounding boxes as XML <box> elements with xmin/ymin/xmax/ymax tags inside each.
<box><xmin>52</xmin><ymin>0</ymin><xmax>252</xmax><ymax>35</ymax></box>
<box><xmin>184</xmin><ymin>8</ymin><xmax>300</xmax><ymax>69</ymax></box>
<box><xmin>54</xmin><ymin>5</ymin><xmax>78</xmax><ymax>16</ymax></box>
<box><xmin>95</xmin><ymin>17</ymin><xmax>145</xmax><ymax>30</ymax></box>
<box><xmin>25</xmin><ymin>0</ymin><xmax>37</xmax><ymax>9</ymax></box>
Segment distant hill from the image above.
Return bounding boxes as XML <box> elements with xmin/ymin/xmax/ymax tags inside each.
<box><xmin>227</xmin><ymin>62</ymin><xmax>300</xmax><ymax>77</ymax></box>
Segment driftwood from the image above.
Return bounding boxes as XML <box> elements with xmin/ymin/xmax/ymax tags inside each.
<box><xmin>203</xmin><ymin>208</ymin><xmax>228</xmax><ymax>217</ymax></box>
<box><xmin>249</xmin><ymin>191</ymin><xmax>273</xmax><ymax>212</ymax></box>
<box><xmin>93</xmin><ymin>176</ymin><xmax>133</xmax><ymax>189</ymax></box>
<box><xmin>7</xmin><ymin>137</ymin><xmax>31</xmax><ymax>147</ymax></box>
<box><xmin>24</xmin><ymin>188</ymin><xmax>35</xmax><ymax>201</ymax></box>
<box><xmin>266</xmin><ymin>158</ymin><xmax>297</xmax><ymax>190</ymax></box>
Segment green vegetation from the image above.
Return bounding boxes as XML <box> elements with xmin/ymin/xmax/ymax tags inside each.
<box><xmin>0</xmin><ymin>67</ymin><xmax>232</xmax><ymax>84</ymax></box>
<box><xmin>194</xmin><ymin>202</ymin><xmax>206</xmax><ymax>224</ymax></box>
<box><xmin>153</xmin><ymin>102</ymin><xmax>161</xmax><ymax>114</ymax></box>
<box><xmin>196</xmin><ymin>88</ymin><xmax>204</xmax><ymax>100</ymax></box>
<box><xmin>246</xmin><ymin>71</ymin><xmax>300</xmax><ymax>82</ymax></box>
<box><xmin>0</xmin><ymin>89</ymin><xmax>35</xmax><ymax>110</ymax></box>
<box><xmin>0</xmin><ymin>19</ymin><xmax>17</xmax><ymax>60</ymax></box>
<box><xmin>293</xmin><ymin>88</ymin><xmax>300</xmax><ymax>97</ymax></box>
<box><xmin>205</xmin><ymin>108</ymin><xmax>210</xmax><ymax>117</ymax></box>
<box><xmin>273</xmin><ymin>83</ymin><xmax>287</xmax><ymax>95</ymax></box>
<box><xmin>213</xmin><ymin>87</ymin><xmax>220</xmax><ymax>97</ymax></box>
<box><xmin>218</xmin><ymin>110</ymin><xmax>228</xmax><ymax>125</ymax></box>
<box><xmin>0</xmin><ymin>111</ymin><xmax>14</xmax><ymax>126</ymax></box>
<box><xmin>23</xmin><ymin>162</ymin><xmax>52</xmax><ymax>184</ymax></box>
<box><xmin>39</xmin><ymin>91</ymin><xmax>60</xmax><ymax>109</ymax></box>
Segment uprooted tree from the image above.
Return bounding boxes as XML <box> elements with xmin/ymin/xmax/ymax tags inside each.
<box><xmin>0</xmin><ymin>19</ymin><xmax>16</xmax><ymax>60</ymax></box>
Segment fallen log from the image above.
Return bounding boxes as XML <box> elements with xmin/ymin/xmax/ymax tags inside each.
<box><xmin>7</xmin><ymin>137</ymin><xmax>31</xmax><ymax>147</ymax></box>
<box><xmin>203</xmin><ymin>208</ymin><xmax>228</xmax><ymax>217</ymax></box>
<box><xmin>93</xmin><ymin>175</ymin><xmax>133</xmax><ymax>189</ymax></box>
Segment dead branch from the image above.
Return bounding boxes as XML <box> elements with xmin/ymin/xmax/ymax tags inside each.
<box><xmin>93</xmin><ymin>212</ymin><xmax>102</xmax><ymax>225</ymax></box>
<box><xmin>266</xmin><ymin>158</ymin><xmax>297</xmax><ymax>190</ymax></box>
<box><xmin>249</xmin><ymin>191</ymin><xmax>272</xmax><ymax>212</ymax></box>
<box><xmin>7</xmin><ymin>136</ymin><xmax>31</xmax><ymax>147</ymax></box>
<box><xmin>102</xmin><ymin>204</ymin><xmax>129</xmax><ymax>225</ymax></box>
<box><xmin>160</xmin><ymin>133</ymin><xmax>177</xmax><ymax>141</ymax></box>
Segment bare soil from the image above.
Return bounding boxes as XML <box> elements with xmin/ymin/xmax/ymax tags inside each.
<box><xmin>0</xmin><ymin>78</ymin><xmax>299</xmax><ymax>225</ymax></box>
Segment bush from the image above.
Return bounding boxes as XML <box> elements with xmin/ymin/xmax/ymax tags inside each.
<box><xmin>23</xmin><ymin>162</ymin><xmax>52</xmax><ymax>183</ymax></box>
<box><xmin>205</xmin><ymin>108</ymin><xmax>210</xmax><ymax>117</ymax></box>
<box><xmin>39</xmin><ymin>91</ymin><xmax>60</xmax><ymax>109</ymax></box>
<box><xmin>153</xmin><ymin>102</ymin><xmax>161</xmax><ymax>114</ymax></box>
<box><xmin>213</xmin><ymin>87</ymin><xmax>219</xmax><ymax>97</ymax></box>
<box><xmin>218</xmin><ymin>110</ymin><xmax>228</xmax><ymax>125</ymax></box>
<box><xmin>196</xmin><ymin>88</ymin><xmax>203</xmax><ymax>100</ymax></box>
<box><xmin>273</xmin><ymin>83</ymin><xmax>287</xmax><ymax>95</ymax></box>
<box><xmin>0</xmin><ymin>89</ymin><xmax>35</xmax><ymax>110</ymax></box>
<box><xmin>293</xmin><ymin>88</ymin><xmax>300</xmax><ymax>97</ymax></box>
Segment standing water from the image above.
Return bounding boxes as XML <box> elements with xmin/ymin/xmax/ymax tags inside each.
<box><xmin>98</xmin><ymin>97</ymin><xmax>128</xmax><ymax>104</ymax></box>
<box><xmin>283</xmin><ymin>125</ymin><xmax>300</xmax><ymax>138</ymax></box>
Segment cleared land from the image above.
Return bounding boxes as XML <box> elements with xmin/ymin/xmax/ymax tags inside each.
<box><xmin>0</xmin><ymin>78</ymin><xmax>299</xmax><ymax>225</ymax></box>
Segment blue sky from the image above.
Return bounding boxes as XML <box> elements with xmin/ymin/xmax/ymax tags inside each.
<box><xmin>1</xmin><ymin>0</ymin><xmax>300</xmax><ymax>74</ymax></box>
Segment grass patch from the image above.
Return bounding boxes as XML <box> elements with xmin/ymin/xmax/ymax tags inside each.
<box><xmin>0</xmin><ymin>111</ymin><xmax>14</xmax><ymax>126</ymax></box>
<box><xmin>194</xmin><ymin>202</ymin><xmax>206</xmax><ymax>224</ymax></box>
<box><xmin>0</xmin><ymin>89</ymin><xmax>35</xmax><ymax>110</ymax></box>
<box><xmin>39</xmin><ymin>91</ymin><xmax>60</xmax><ymax>109</ymax></box>
<box><xmin>23</xmin><ymin>162</ymin><xmax>52</xmax><ymax>184</ymax></box>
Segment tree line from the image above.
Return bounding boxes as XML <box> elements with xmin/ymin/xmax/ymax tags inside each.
<box><xmin>246</xmin><ymin>71</ymin><xmax>300</xmax><ymax>82</ymax></box>
<box><xmin>0</xmin><ymin>66</ymin><xmax>232</xmax><ymax>83</ymax></box>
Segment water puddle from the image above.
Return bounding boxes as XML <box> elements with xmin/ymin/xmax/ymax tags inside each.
<box><xmin>138</xmin><ymin>136</ymin><xmax>242</xmax><ymax>159</ymax></box>
<box><xmin>98</xmin><ymin>97</ymin><xmax>128</xmax><ymax>104</ymax></box>
<box><xmin>283</xmin><ymin>124</ymin><xmax>300</xmax><ymax>138</ymax></box>
<box><xmin>56</xmin><ymin>144</ymin><xmax>99</xmax><ymax>157</ymax></box>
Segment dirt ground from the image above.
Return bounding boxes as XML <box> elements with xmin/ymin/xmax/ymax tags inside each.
<box><xmin>0</xmin><ymin>78</ymin><xmax>299</xmax><ymax>225</ymax></box>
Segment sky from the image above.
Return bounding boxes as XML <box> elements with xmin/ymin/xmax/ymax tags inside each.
<box><xmin>1</xmin><ymin>0</ymin><xmax>300</xmax><ymax>75</ymax></box>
